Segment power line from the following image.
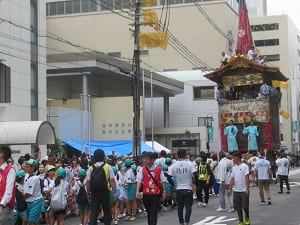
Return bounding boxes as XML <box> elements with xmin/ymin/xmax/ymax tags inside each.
<box><xmin>193</xmin><ymin>0</ymin><xmax>229</xmax><ymax>40</ymax></box>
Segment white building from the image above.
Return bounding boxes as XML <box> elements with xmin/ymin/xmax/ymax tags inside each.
<box><xmin>0</xmin><ymin>0</ymin><xmax>48</xmax><ymax>157</ymax></box>
<box><xmin>145</xmin><ymin>70</ymin><xmax>219</xmax><ymax>154</ymax></box>
<box><xmin>246</xmin><ymin>0</ymin><xmax>267</xmax><ymax>17</ymax></box>
<box><xmin>250</xmin><ymin>15</ymin><xmax>300</xmax><ymax>152</ymax></box>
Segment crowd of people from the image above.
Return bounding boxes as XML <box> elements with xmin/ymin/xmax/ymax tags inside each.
<box><xmin>0</xmin><ymin>145</ymin><xmax>294</xmax><ymax>225</ymax></box>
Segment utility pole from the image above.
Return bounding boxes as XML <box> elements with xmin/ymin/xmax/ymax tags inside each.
<box><xmin>132</xmin><ymin>0</ymin><xmax>141</xmax><ymax>156</ymax></box>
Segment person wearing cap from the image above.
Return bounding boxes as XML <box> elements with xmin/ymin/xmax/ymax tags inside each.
<box><xmin>52</xmin><ymin>168</ymin><xmax>69</xmax><ymax>225</ymax></box>
<box><xmin>0</xmin><ymin>146</ymin><xmax>16</xmax><ymax>225</ymax></box>
<box><xmin>154</xmin><ymin>150</ymin><xmax>167</xmax><ymax>166</ymax></box>
<box><xmin>24</xmin><ymin>159</ymin><xmax>43</xmax><ymax>225</ymax></box>
<box><xmin>110</xmin><ymin>166</ymin><xmax>121</xmax><ymax>225</ymax></box>
<box><xmin>162</xmin><ymin>164</ymin><xmax>176</xmax><ymax>210</ymax></box>
<box><xmin>228</xmin><ymin>152</ymin><xmax>250</xmax><ymax>225</ymax></box>
<box><xmin>15</xmin><ymin>170</ymin><xmax>27</xmax><ymax>225</ymax></box>
<box><xmin>117</xmin><ymin>164</ymin><xmax>127</xmax><ymax>219</ymax></box>
<box><xmin>136</xmin><ymin>152</ymin><xmax>167</xmax><ymax>225</ymax></box>
<box><xmin>216</xmin><ymin>151</ymin><xmax>234</xmax><ymax>212</ymax></box>
<box><xmin>86</xmin><ymin>149</ymin><xmax>117</xmax><ymax>225</ymax></box>
<box><xmin>71</xmin><ymin>168</ymin><xmax>90</xmax><ymax>225</ymax></box>
<box><xmin>124</xmin><ymin>159</ymin><xmax>137</xmax><ymax>221</ymax></box>
<box><xmin>254</xmin><ymin>151</ymin><xmax>272</xmax><ymax>205</ymax></box>
<box><xmin>43</xmin><ymin>165</ymin><xmax>56</xmax><ymax>225</ymax></box>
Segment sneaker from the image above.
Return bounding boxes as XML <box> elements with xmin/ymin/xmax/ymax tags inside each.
<box><xmin>129</xmin><ymin>216</ymin><xmax>136</xmax><ymax>221</ymax></box>
<box><xmin>198</xmin><ymin>202</ymin><xmax>203</xmax><ymax>207</ymax></box>
<box><xmin>278</xmin><ymin>191</ymin><xmax>283</xmax><ymax>194</ymax></box>
<box><xmin>228</xmin><ymin>208</ymin><xmax>235</xmax><ymax>213</ymax></box>
<box><xmin>245</xmin><ymin>217</ymin><xmax>251</xmax><ymax>225</ymax></box>
<box><xmin>162</xmin><ymin>206</ymin><xmax>168</xmax><ymax>212</ymax></box>
<box><xmin>268</xmin><ymin>200</ymin><xmax>272</xmax><ymax>205</ymax></box>
<box><xmin>139</xmin><ymin>211</ymin><xmax>147</xmax><ymax>217</ymax></box>
<box><xmin>216</xmin><ymin>207</ymin><xmax>227</xmax><ymax>212</ymax></box>
<box><xmin>287</xmin><ymin>191</ymin><xmax>290</xmax><ymax>194</ymax></box>
<box><xmin>260</xmin><ymin>201</ymin><xmax>267</xmax><ymax>205</ymax></box>
<box><xmin>202</xmin><ymin>203</ymin><xmax>207</xmax><ymax>207</ymax></box>
<box><xmin>113</xmin><ymin>220</ymin><xmax>118</xmax><ymax>225</ymax></box>
<box><xmin>124</xmin><ymin>216</ymin><xmax>131</xmax><ymax>221</ymax></box>
<box><xmin>238</xmin><ymin>222</ymin><xmax>244</xmax><ymax>225</ymax></box>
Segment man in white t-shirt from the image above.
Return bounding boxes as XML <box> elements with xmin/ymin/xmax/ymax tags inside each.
<box><xmin>216</xmin><ymin>152</ymin><xmax>234</xmax><ymax>212</ymax></box>
<box><xmin>254</xmin><ymin>151</ymin><xmax>272</xmax><ymax>205</ymax></box>
<box><xmin>169</xmin><ymin>149</ymin><xmax>197</xmax><ymax>225</ymax></box>
<box><xmin>276</xmin><ymin>153</ymin><xmax>290</xmax><ymax>194</ymax></box>
<box><xmin>248</xmin><ymin>152</ymin><xmax>259</xmax><ymax>186</ymax></box>
<box><xmin>228</xmin><ymin>153</ymin><xmax>250</xmax><ymax>225</ymax></box>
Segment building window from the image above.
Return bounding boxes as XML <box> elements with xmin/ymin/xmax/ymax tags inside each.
<box><xmin>261</xmin><ymin>54</ymin><xmax>280</xmax><ymax>62</ymax></box>
<box><xmin>198</xmin><ymin>117</ymin><xmax>213</xmax><ymax>127</ymax></box>
<box><xmin>163</xmin><ymin>69</ymin><xmax>178</xmax><ymax>72</ymax></box>
<box><xmin>297</xmin><ymin>35</ymin><xmax>300</xmax><ymax>43</ymax></box>
<box><xmin>49</xmin><ymin>2</ymin><xmax>57</xmax><ymax>16</ymax></box>
<box><xmin>251</xmin><ymin>23</ymin><xmax>279</xmax><ymax>32</ymax></box>
<box><xmin>30</xmin><ymin>0</ymin><xmax>38</xmax><ymax>43</ymax></box>
<box><xmin>254</xmin><ymin>39</ymin><xmax>279</xmax><ymax>47</ymax></box>
<box><xmin>90</xmin><ymin>0</ymin><xmax>98</xmax><ymax>11</ymax></box>
<box><xmin>280</xmin><ymin>133</ymin><xmax>284</xmax><ymax>142</ymax></box>
<box><xmin>108</xmin><ymin>52</ymin><xmax>121</xmax><ymax>57</ymax></box>
<box><xmin>297</xmin><ymin>49</ymin><xmax>300</xmax><ymax>57</ymax></box>
<box><xmin>0</xmin><ymin>64</ymin><xmax>11</xmax><ymax>103</ymax></box>
<box><xmin>65</xmin><ymin>1</ymin><xmax>73</xmax><ymax>14</ymax></box>
<box><xmin>82</xmin><ymin>0</ymin><xmax>89</xmax><ymax>12</ymax></box>
<box><xmin>57</xmin><ymin>1</ymin><xmax>65</xmax><ymax>14</ymax></box>
<box><xmin>193</xmin><ymin>86</ymin><xmax>215</xmax><ymax>100</ymax></box>
<box><xmin>140</xmin><ymin>50</ymin><xmax>149</xmax><ymax>56</ymax></box>
<box><xmin>73</xmin><ymin>0</ymin><xmax>80</xmax><ymax>13</ymax></box>
<box><xmin>31</xmin><ymin>64</ymin><xmax>38</xmax><ymax>108</ymax></box>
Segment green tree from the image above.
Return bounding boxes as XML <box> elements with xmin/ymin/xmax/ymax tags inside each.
<box><xmin>50</xmin><ymin>138</ymin><xmax>64</xmax><ymax>155</ymax></box>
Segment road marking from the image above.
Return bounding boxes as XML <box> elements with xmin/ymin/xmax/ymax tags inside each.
<box><xmin>193</xmin><ymin>216</ymin><xmax>237</xmax><ymax>225</ymax></box>
<box><xmin>289</xmin><ymin>169</ymin><xmax>300</xmax><ymax>176</ymax></box>
<box><xmin>284</xmin><ymin>182</ymin><xmax>300</xmax><ymax>187</ymax></box>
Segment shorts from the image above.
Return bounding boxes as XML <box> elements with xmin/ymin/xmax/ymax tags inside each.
<box><xmin>26</xmin><ymin>198</ymin><xmax>43</xmax><ymax>224</ymax></box>
<box><xmin>110</xmin><ymin>190</ymin><xmax>121</xmax><ymax>204</ymax></box>
<box><xmin>78</xmin><ymin>203</ymin><xmax>91</xmax><ymax>212</ymax></box>
<box><xmin>126</xmin><ymin>183</ymin><xmax>137</xmax><ymax>201</ymax></box>
<box><xmin>54</xmin><ymin>209</ymin><xmax>66</xmax><ymax>215</ymax></box>
<box><xmin>13</xmin><ymin>206</ymin><xmax>26</xmax><ymax>223</ymax></box>
<box><xmin>166</xmin><ymin>183</ymin><xmax>175</xmax><ymax>195</ymax></box>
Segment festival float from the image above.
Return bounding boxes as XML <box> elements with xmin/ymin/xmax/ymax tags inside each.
<box><xmin>204</xmin><ymin>0</ymin><xmax>289</xmax><ymax>155</ymax></box>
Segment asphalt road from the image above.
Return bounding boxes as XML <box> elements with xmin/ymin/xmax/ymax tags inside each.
<box><xmin>65</xmin><ymin>169</ymin><xmax>300</xmax><ymax>225</ymax></box>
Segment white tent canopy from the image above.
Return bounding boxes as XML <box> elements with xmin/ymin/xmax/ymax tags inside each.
<box><xmin>0</xmin><ymin>121</ymin><xmax>56</xmax><ymax>145</ymax></box>
<box><xmin>145</xmin><ymin>141</ymin><xmax>171</xmax><ymax>154</ymax></box>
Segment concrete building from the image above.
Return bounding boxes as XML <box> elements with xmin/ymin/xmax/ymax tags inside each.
<box><xmin>246</xmin><ymin>0</ymin><xmax>267</xmax><ymax>17</ymax></box>
<box><xmin>46</xmin><ymin>52</ymin><xmax>185</xmax><ymax>152</ymax></box>
<box><xmin>250</xmin><ymin>15</ymin><xmax>300</xmax><ymax>152</ymax></box>
<box><xmin>0</xmin><ymin>0</ymin><xmax>48</xmax><ymax>158</ymax></box>
<box><xmin>45</xmin><ymin>0</ymin><xmax>239</xmax><ymax>71</ymax></box>
<box><xmin>145</xmin><ymin>70</ymin><xmax>219</xmax><ymax>154</ymax></box>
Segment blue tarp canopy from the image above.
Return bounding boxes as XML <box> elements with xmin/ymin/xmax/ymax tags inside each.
<box><xmin>64</xmin><ymin>140</ymin><xmax>155</xmax><ymax>156</ymax></box>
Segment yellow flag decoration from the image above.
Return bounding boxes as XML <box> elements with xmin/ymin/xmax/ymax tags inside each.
<box><xmin>272</xmin><ymin>80</ymin><xmax>289</xmax><ymax>89</ymax></box>
<box><xmin>144</xmin><ymin>10</ymin><xmax>159</xmax><ymax>30</ymax></box>
<box><xmin>279</xmin><ymin>109</ymin><xmax>290</xmax><ymax>119</ymax></box>
<box><xmin>139</xmin><ymin>32</ymin><xmax>169</xmax><ymax>50</ymax></box>
<box><xmin>144</xmin><ymin>0</ymin><xmax>157</xmax><ymax>6</ymax></box>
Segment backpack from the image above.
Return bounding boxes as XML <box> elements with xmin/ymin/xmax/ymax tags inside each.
<box><xmin>90</xmin><ymin>164</ymin><xmax>108</xmax><ymax>194</ymax></box>
<box><xmin>76</xmin><ymin>181</ymin><xmax>88</xmax><ymax>204</ymax></box>
<box><xmin>50</xmin><ymin>181</ymin><xmax>67</xmax><ymax>212</ymax></box>
<box><xmin>16</xmin><ymin>187</ymin><xmax>27</xmax><ymax>212</ymax></box>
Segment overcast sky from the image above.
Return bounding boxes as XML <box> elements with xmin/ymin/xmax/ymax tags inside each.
<box><xmin>268</xmin><ymin>0</ymin><xmax>300</xmax><ymax>29</ymax></box>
